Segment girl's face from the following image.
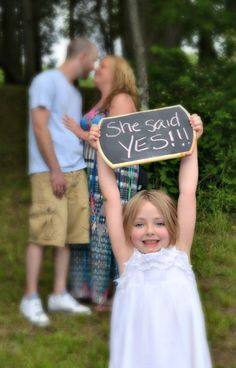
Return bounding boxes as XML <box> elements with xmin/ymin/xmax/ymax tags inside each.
<box><xmin>94</xmin><ymin>58</ymin><xmax>114</xmax><ymax>89</ymax></box>
<box><xmin>130</xmin><ymin>200</ymin><xmax>170</xmax><ymax>254</ymax></box>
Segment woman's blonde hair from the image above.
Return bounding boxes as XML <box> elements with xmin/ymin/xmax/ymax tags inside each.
<box><xmin>123</xmin><ymin>190</ymin><xmax>179</xmax><ymax>245</ymax></box>
<box><xmin>101</xmin><ymin>55</ymin><xmax>139</xmax><ymax>110</ymax></box>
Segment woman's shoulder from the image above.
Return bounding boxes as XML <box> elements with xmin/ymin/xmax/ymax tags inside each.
<box><xmin>113</xmin><ymin>92</ymin><xmax>133</xmax><ymax>100</ymax></box>
<box><xmin>110</xmin><ymin>92</ymin><xmax>135</xmax><ymax>105</ymax></box>
<box><xmin>109</xmin><ymin>93</ymin><xmax>136</xmax><ymax>115</ymax></box>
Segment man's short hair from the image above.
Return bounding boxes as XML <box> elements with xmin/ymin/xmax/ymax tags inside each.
<box><xmin>66</xmin><ymin>37</ymin><xmax>95</xmax><ymax>59</ymax></box>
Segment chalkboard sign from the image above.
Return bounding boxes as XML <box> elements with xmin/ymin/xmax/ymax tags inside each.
<box><xmin>98</xmin><ymin>105</ymin><xmax>195</xmax><ymax>168</ymax></box>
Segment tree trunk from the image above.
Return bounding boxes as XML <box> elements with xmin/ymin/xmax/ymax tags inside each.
<box><xmin>198</xmin><ymin>30</ymin><xmax>217</xmax><ymax>64</ymax></box>
<box><xmin>119</xmin><ymin>0</ymin><xmax>135</xmax><ymax>62</ymax></box>
<box><xmin>22</xmin><ymin>0</ymin><xmax>38</xmax><ymax>83</ymax></box>
<box><xmin>126</xmin><ymin>0</ymin><xmax>149</xmax><ymax>109</ymax></box>
<box><xmin>32</xmin><ymin>3</ymin><xmax>42</xmax><ymax>73</ymax></box>
<box><xmin>1</xmin><ymin>0</ymin><xmax>23</xmax><ymax>83</ymax></box>
<box><xmin>94</xmin><ymin>0</ymin><xmax>114</xmax><ymax>54</ymax></box>
<box><xmin>106</xmin><ymin>0</ymin><xmax>116</xmax><ymax>54</ymax></box>
<box><xmin>69</xmin><ymin>0</ymin><xmax>76</xmax><ymax>39</ymax></box>
<box><xmin>224</xmin><ymin>0</ymin><xmax>236</xmax><ymax>57</ymax></box>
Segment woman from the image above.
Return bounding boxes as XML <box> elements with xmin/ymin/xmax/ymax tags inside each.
<box><xmin>64</xmin><ymin>55</ymin><xmax>140</xmax><ymax>311</ymax></box>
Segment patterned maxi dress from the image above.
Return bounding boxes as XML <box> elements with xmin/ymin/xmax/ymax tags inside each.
<box><xmin>69</xmin><ymin>107</ymin><xmax>139</xmax><ymax>304</ymax></box>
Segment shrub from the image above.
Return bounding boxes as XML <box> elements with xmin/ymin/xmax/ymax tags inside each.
<box><xmin>147</xmin><ymin>47</ymin><xmax>236</xmax><ymax>212</ymax></box>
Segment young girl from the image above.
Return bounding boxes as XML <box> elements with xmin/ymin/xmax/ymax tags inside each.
<box><xmin>90</xmin><ymin>115</ymin><xmax>212</xmax><ymax>368</ymax></box>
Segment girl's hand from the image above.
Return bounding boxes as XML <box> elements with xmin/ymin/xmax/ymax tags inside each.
<box><xmin>190</xmin><ymin>114</ymin><xmax>203</xmax><ymax>139</ymax></box>
<box><xmin>88</xmin><ymin>124</ymin><xmax>101</xmax><ymax>149</ymax></box>
<box><xmin>63</xmin><ymin>114</ymin><xmax>78</xmax><ymax>134</ymax></box>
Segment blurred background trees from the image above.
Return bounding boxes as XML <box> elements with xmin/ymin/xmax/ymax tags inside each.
<box><xmin>0</xmin><ymin>0</ymin><xmax>235</xmax><ymax>210</ymax></box>
<box><xmin>1</xmin><ymin>0</ymin><xmax>235</xmax><ymax>84</ymax></box>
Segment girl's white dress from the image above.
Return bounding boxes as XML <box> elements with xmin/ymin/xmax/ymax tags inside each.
<box><xmin>109</xmin><ymin>246</ymin><xmax>212</xmax><ymax>368</ymax></box>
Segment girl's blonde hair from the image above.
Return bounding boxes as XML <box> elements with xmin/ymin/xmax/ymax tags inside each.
<box><xmin>123</xmin><ymin>190</ymin><xmax>179</xmax><ymax>245</ymax></box>
<box><xmin>101</xmin><ymin>55</ymin><xmax>139</xmax><ymax>110</ymax></box>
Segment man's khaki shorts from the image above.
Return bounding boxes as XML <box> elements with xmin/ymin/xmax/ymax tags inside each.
<box><xmin>29</xmin><ymin>170</ymin><xmax>89</xmax><ymax>247</ymax></box>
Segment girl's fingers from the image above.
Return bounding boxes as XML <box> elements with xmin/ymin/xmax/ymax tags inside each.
<box><xmin>189</xmin><ymin>114</ymin><xmax>203</xmax><ymax>139</ymax></box>
<box><xmin>89</xmin><ymin>130</ymin><xmax>101</xmax><ymax>142</ymax></box>
<box><xmin>90</xmin><ymin>128</ymin><xmax>101</xmax><ymax>138</ymax></box>
<box><xmin>90</xmin><ymin>125</ymin><xmax>100</xmax><ymax>133</ymax></box>
<box><xmin>190</xmin><ymin>115</ymin><xmax>202</xmax><ymax>128</ymax></box>
<box><xmin>190</xmin><ymin>114</ymin><xmax>198</xmax><ymax>123</ymax></box>
<box><xmin>90</xmin><ymin>135</ymin><xmax>99</xmax><ymax>141</ymax></box>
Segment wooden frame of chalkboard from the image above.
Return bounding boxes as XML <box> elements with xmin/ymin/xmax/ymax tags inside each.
<box><xmin>97</xmin><ymin>104</ymin><xmax>196</xmax><ymax>169</ymax></box>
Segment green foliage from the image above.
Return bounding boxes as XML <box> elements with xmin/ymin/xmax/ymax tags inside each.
<box><xmin>147</xmin><ymin>47</ymin><xmax>236</xmax><ymax>211</ymax></box>
<box><xmin>79</xmin><ymin>77</ymin><xmax>96</xmax><ymax>88</ymax></box>
<box><xmin>0</xmin><ymin>69</ymin><xmax>5</xmax><ymax>85</ymax></box>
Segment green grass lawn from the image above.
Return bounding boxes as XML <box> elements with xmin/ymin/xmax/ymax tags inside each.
<box><xmin>0</xmin><ymin>86</ymin><xmax>235</xmax><ymax>367</ymax></box>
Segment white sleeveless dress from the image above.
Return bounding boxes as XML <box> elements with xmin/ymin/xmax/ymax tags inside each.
<box><xmin>109</xmin><ymin>247</ymin><xmax>212</xmax><ymax>368</ymax></box>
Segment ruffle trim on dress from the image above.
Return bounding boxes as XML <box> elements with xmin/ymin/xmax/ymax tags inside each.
<box><xmin>115</xmin><ymin>247</ymin><xmax>194</xmax><ymax>288</ymax></box>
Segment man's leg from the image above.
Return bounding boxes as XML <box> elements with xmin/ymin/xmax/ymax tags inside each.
<box><xmin>53</xmin><ymin>245</ymin><xmax>70</xmax><ymax>295</ymax></box>
<box><xmin>48</xmin><ymin>244</ymin><xmax>91</xmax><ymax>314</ymax></box>
<box><xmin>25</xmin><ymin>242</ymin><xmax>43</xmax><ymax>295</ymax></box>
<box><xmin>20</xmin><ymin>242</ymin><xmax>50</xmax><ymax>326</ymax></box>
<box><xmin>47</xmin><ymin>172</ymin><xmax>91</xmax><ymax>315</ymax></box>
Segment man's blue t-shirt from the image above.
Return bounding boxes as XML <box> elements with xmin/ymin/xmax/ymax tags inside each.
<box><xmin>28</xmin><ymin>69</ymin><xmax>86</xmax><ymax>174</ymax></box>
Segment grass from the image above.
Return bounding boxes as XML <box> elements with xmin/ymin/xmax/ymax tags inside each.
<box><xmin>0</xmin><ymin>85</ymin><xmax>235</xmax><ymax>367</ymax></box>
<box><xmin>0</xmin><ymin>69</ymin><xmax>4</xmax><ymax>85</ymax></box>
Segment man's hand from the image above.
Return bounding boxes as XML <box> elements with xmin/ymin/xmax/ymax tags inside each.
<box><xmin>50</xmin><ymin>170</ymin><xmax>67</xmax><ymax>198</ymax></box>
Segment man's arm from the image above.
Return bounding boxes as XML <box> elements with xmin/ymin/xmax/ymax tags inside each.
<box><xmin>32</xmin><ymin>107</ymin><xmax>66</xmax><ymax>198</ymax></box>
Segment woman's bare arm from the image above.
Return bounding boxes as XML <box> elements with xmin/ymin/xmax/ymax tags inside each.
<box><xmin>63</xmin><ymin>114</ymin><xmax>89</xmax><ymax>141</ymax></box>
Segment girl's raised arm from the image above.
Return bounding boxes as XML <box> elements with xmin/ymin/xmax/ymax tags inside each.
<box><xmin>97</xmin><ymin>152</ymin><xmax>131</xmax><ymax>272</ymax></box>
<box><xmin>176</xmin><ymin>114</ymin><xmax>203</xmax><ymax>255</ymax></box>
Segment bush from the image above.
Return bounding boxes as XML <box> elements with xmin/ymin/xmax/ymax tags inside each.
<box><xmin>147</xmin><ymin>47</ymin><xmax>236</xmax><ymax>212</ymax></box>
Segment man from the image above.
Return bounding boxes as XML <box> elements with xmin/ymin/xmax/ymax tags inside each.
<box><xmin>20</xmin><ymin>38</ymin><xmax>98</xmax><ymax>326</ymax></box>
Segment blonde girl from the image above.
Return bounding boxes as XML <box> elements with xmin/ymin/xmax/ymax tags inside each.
<box><xmin>90</xmin><ymin>115</ymin><xmax>212</xmax><ymax>368</ymax></box>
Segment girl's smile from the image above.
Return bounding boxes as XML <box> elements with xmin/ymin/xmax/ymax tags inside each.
<box><xmin>130</xmin><ymin>200</ymin><xmax>170</xmax><ymax>254</ymax></box>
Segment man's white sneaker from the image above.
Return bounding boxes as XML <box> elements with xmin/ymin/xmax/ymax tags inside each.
<box><xmin>48</xmin><ymin>291</ymin><xmax>91</xmax><ymax>315</ymax></box>
<box><xmin>20</xmin><ymin>295</ymin><xmax>50</xmax><ymax>327</ymax></box>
